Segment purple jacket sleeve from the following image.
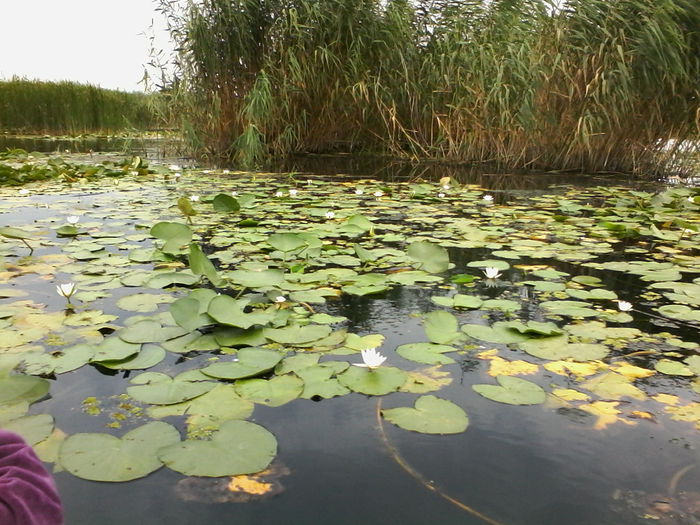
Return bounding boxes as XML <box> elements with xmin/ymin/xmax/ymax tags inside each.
<box><xmin>0</xmin><ymin>430</ymin><xmax>63</xmax><ymax>525</ymax></box>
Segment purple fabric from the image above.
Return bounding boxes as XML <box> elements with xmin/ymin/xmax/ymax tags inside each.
<box><xmin>0</xmin><ymin>430</ymin><xmax>63</xmax><ymax>525</ymax></box>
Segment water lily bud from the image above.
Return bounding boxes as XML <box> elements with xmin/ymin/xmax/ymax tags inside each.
<box><xmin>56</xmin><ymin>283</ymin><xmax>76</xmax><ymax>299</ymax></box>
<box><xmin>66</xmin><ymin>216</ymin><xmax>80</xmax><ymax>225</ymax></box>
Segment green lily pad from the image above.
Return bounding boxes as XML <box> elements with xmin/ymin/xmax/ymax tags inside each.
<box><xmin>4</xmin><ymin>414</ymin><xmax>54</xmax><ymax>445</ymax></box>
<box><xmin>157</xmin><ymin>420</ymin><xmax>277</xmax><ymax>477</ymax></box>
<box><xmin>117</xmin><ymin>293</ymin><xmax>175</xmax><ymax>313</ymax></box>
<box><xmin>382</xmin><ymin>395</ymin><xmax>468</xmax><ymax>434</ymax></box>
<box><xmin>472</xmin><ymin>375</ymin><xmax>546</xmax><ymax>405</ymax></box>
<box><xmin>424</xmin><ymin>310</ymin><xmax>462</xmax><ymax>344</ymax></box>
<box><xmin>658</xmin><ymin>304</ymin><xmax>700</xmax><ymax>322</ymax></box>
<box><xmin>127</xmin><ymin>372</ymin><xmax>215</xmax><ymax>405</ymax></box>
<box><xmin>263</xmin><ymin>324</ymin><xmax>331</xmax><ymax>345</ymax></box>
<box><xmin>207</xmin><ymin>295</ymin><xmax>274</xmax><ymax>329</ymax></box>
<box><xmin>97</xmin><ymin>344</ymin><xmax>166</xmax><ymax>370</ymax></box>
<box><xmin>148</xmin><ymin>384</ymin><xmax>254</xmax><ymax>430</ymax></box>
<box><xmin>200</xmin><ymin>348</ymin><xmax>283</xmax><ymax>380</ymax></box>
<box><xmin>22</xmin><ymin>344</ymin><xmax>94</xmax><ymax>375</ymax></box>
<box><xmin>235</xmin><ymin>375</ymin><xmax>304</xmax><ymax>406</ymax></box>
<box><xmin>407</xmin><ymin>241</ymin><xmax>450</xmax><ymax>273</ymax></box>
<box><xmin>338</xmin><ymin>366</ymin><xmax>407</xmax><ymax>395</ymax></box>
<box><xmin>0</xmin><ymin>375</ymin><xmax>50</xmax><ymax>405</ymax></box>
<box><xmin>461</xmin><ymin>322</ymin><xmax>531</xmax><ymax>344</ymax></box>
<box><xmin>295</xmin><ymin>365</ymin><xmax>350</xmax><ymax>399</ymax></box>
<box><xmin>396</xmin><ymin>343</ymin><xmax>457</xmax><ymax>364</ymax></box>
<box><xmin>150</xmin><ymin>222</ymin><xmax>192</xmax><ymax>254</ymax></box>
<box><xmin>655</xmin><ymin>359</ymin><xmax>695</xmax><ymax>376</ymax></box>
<box><xmin>519</xmin><ymin>336</ymin><xmax>608</xmax><ymax>361</ymax></box>
<box><xmin>212</xmin><ymin>193</ymin><xmax>240</xmax><ymax>213</ymax></box>
<box><xmin>59</xmin><ymin>421</ymin><xmax>181</xmax><ymax>482</ymax></box>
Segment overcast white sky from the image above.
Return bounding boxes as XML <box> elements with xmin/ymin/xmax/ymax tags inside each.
<box><xmin>0</xmin><ymin>0</ymin><xmax>173</xmax><ymax>92</ymax></box>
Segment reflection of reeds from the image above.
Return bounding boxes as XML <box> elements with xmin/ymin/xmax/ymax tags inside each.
<box><xmin>160</xmin><ymin>0</ymin><xmax>700</xmax><ymax>175</ymax></box>
<box><xmin>0</xmin><ymin>78</ymin><xmax>158</xmax><ymax>134</ymax></box>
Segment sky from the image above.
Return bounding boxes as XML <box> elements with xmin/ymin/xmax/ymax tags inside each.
<box><xmin>0</xmin><ymin>0</ymin><xmax>174</xmax><ymax>92</ymax></box>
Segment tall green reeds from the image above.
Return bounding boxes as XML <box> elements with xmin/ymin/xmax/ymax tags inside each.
<box><xmin>0</xmin><ymin>78</ymin><xmax>158</xmax><ymax>134</ymax></box>
<box><xmin>159</xmin><ymin>0</ymin><xmax>700</xmax><ymax>174</ymax></box>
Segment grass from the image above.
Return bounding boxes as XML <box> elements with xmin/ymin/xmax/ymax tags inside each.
<box><xmin>157</xmin><ymin>0</ymin><xmax>700</xmax><ymax>175</ymax></box>
<box><xmin>0</xmin><ymin>78</ymin><xmax>160</xmax><ymax>134</ymax></box>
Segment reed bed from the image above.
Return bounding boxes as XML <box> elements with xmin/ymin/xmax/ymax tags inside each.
<box><xmin>159</xmin><ymin>0</ymin><xmax>700</xmax><ymax>174</ymax></box>
<box><xmin>0</xmin><ymin>78</ymin><xmax>158</xmax><ymax>134</ymax></box>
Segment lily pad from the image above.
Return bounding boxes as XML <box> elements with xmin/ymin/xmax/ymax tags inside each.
<box><xmin>157</xmin><ymin>420</ymin><xmax>277</xmax><ymax>477</ymax></box>
<box><xmin>127</xmin><ymin>372</ymin><xmax>215</xmax><ymax>405</ymax></box>
<box><xmin>59</xmin><ymin>421</ymin><xmax>181</xmax><ymax>482</ymax></box>
<box><xmin>406</xmin><ymin>241</ymin><xmax>450</xmax><ymax>273</ymax></box>
<box><xmin>395</xmin><ymin>343</ymin><xmax>457</xmax><ymax>364</ymax></box>
<box><xmin>338</xmin><ymin>366</ymin><xmax>407</xmax><ymax>395</ymax></box>
<box><xmin>472</xmin><ymin>376</ymin><xmax>546</xmax><ymax>405</ymax></box>
<box><xmin>235</xmin><ymin>375</ymin><xmax>304</xmax><ymax>407</ymax></box>
<box><xmin>200</xmin><ymin>349</ymin><xmax>283</xmax><ymax>380</ymax></box>
<box><xmin>382</xmin><ymin>395</ymin><xmax>468</xmax><ymax>434</ymax></box>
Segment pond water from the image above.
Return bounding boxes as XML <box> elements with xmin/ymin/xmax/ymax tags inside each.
<box><xmin>1</xmin><ymin>142</ymin><xmax>699</xmax><ymax>525</ymax></box>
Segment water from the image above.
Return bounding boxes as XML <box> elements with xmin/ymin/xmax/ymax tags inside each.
<box><xmin>1</xmin><ymin>140</ymin><xmax>698</xmax><ymax>525</ymax></box>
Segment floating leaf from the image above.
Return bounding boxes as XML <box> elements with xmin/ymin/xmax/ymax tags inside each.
<box><xmin>235</xmin><ymin>375</ymin><xmax>304</xmax><ymax>407</ymax></box>
<box><xmin>127</xmin><ymin>372</ymin><xmax>215</xmax><ymax>405</ymax></box>
<box><xmin>407</xmin><ymin>241</ymin><xmax>450</xmax><ymax>273</ymax></box>
<box><xmin>383</xmin><ymin>395</ymin><xmax>468</xmax><ymax>434</ymax></box>
<box><xmin>158</xmin><ymin>420</ymin><xmax>277</xmax><ymax>477</ymax></box>
<box><xmin>200</xmin><ymin>349</ymin><xmax>283</xmax><ymax>380</ymax></box>
<box><xmin>338</xmin><ymin>366</ymin><xmax>407</xmax><ymax>395</ymax></box>
<box><xmin>396</xmin><ymin>343</ymin><xmax>456</xmax><ymax>364</ymax></box>
<box><xmin>3</xmin><ymin>414</ymin><xmax>54</xmax><ymax>445</ymax></box>
<box><xmin>655</xmin><ymin>359</ymin><xmax>694</xmax><ymax>376</ymax></box>
<box><xmin>150</xmin><ymin>222</ymin><xmax>192</xmax><ymax>254</ymax></box>
<box><xmin>212</xmin><ymin>193</ymin><xmax>240</xmax><ymax>213</ymax></box>
<box><xmin>59</xmin><ymin>421</ymin><xmax>181</xmax><ymax>482</ymax></box>
<box><xmin>472</xmin><ymin>376</ymin><xmax>545</xmax><ymax>405</ymax></box>
<box><xmin>295</xmin><ymin>365</ymin><xmax>350</xmax><ymax>399</ymax></box>
<box><xmin>148</xmin><ymin>384</ymin><xmax>254</xmax><ymax>430</ymax></box>
<box><xmin>424</xmin><ymin>310</ymin><xmax>462</xmax><ymax>344</ymax></box>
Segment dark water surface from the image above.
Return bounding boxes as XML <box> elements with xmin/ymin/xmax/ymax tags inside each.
<box><xmin>1</xmin><ymin>140</ymin><xmax>698</xmax><ymax>525</ymax></box>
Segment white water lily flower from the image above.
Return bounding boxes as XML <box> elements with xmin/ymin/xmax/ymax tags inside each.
<box><xmin>56</xmin><ymin>283</ymin><xmax>76</xmax><ymax>299</ymax></box>
<box><xmin>442</xmin><ymin>184</ymin><xmax>450</xmax><ymax>190</ymax></box>
<box><xmin>189</xmin><ymin>195</ymin><xmax>199</xmax><ymax>202</ymax></box>
<box><xmin>173</xmin><ymin>172</ymin><xmax>182</xmax><ymax>178</ymax></box>
<box><xmin>231</xmin><ymin>191</ymin><xmax>238</xmax><ymax>196</ymax></box>
<box><xmin>689</xmin><ymin>196</ymin><xmax>696</xmax><ymax>203</ymax></box>
<box><xmin>274</xmin><ymin>296</ymin><xmax>286</xmax><ymax>303</ymax></box>
<box><xmin>438</xmin><ymin>192</ymin><xmax>446</xmax><ymax>198</ymax></box>
<box><xmin>354</xmin><ymin>348</ymin><xmax>387</xmax><ymax>369</ymax></box>
<box><xmin>355</xmin><ymin>189</ymin><xmax>364</xmax><ymax>195</ymax></box>
<box><xmin>222</xmin><ymin>169</ymin><xmax>230</xmax><ymax>175</ymax></box>
<box><xmin>325</xmin><ymin>211</ymin><xmax>336</xmax><ymax>219</ymax></box>
<box><xmin>374</xmin><ymin>190</ymin><xmax>384</xmax><ymax>197</ymax></box>
<box><xmin>169</xmin><ymin>164</ymin><xmax>181</xmax><ymax>171</ymax></box>
<box><xmin>617</xmin><ymin>300</ymin><xmax>633</xmax><ymax>312</ymax></box>
<box><xmin>66</xmin><ymin>216</ymin><xmax>80</xmax><ymax>225</ymax></box>
<box><xmin>289</xmin><ymin>189</ymin><xmax>298</xmax><ymax>197</ymax></box>
<box><xmin>275</xmin><ymin>191</ymin><xmax>284</xmax><ymax>197</ymax></box>
<box><xmin>483</xmin><ymin>194</ymin><xmax>494</xmax><ymax>202</ymax></box>
<box><xmin>18</xmin><ymin>189</ymin><xmax>29</xmax><ymax>195</ymax></box>
<box><xmin>482</xmin><ymin>267</ymin><xmax>502</xmax><ymax>279</ymax></box>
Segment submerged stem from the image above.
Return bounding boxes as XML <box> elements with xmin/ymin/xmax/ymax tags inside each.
<box><xmin>374</xmin><ymin>399</ymin><xmax>505</xmax><ymax>525</ymax></box>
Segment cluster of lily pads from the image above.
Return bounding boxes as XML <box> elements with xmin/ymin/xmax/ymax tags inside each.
<box><xmin>0</xmin><ymin>149</ymin><xmax>155</xmax><ymax>186</ymax></box>
<box><xmin>0</xmin><ymin>162</ymin><xmax>698</xmax><ymax>484</ymax></box>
